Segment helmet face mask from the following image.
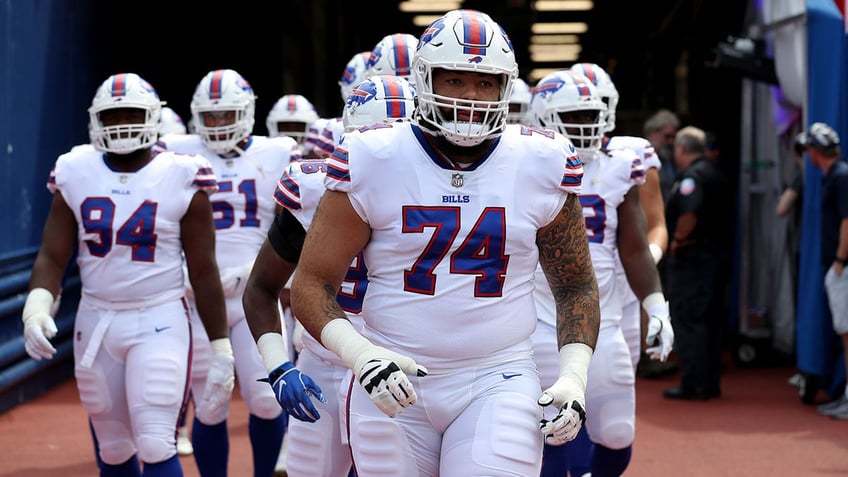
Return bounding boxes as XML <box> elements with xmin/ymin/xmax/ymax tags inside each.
<box><xmin>89</xmin><ymin>73</ymin><xmax>162</xmax><ymax>154</ymax></box>
<box><xmin>411</xmin><ymin>9</ymin><xmax>518</xmax><ymax>147</ymax></box>
<box><xmin>266</xmin><ymin>94</ymin><xmax>319</xmax><ymax>145</ymax></box>
<box><xmin>342</xmin><ymin>75</ymin><xmax>416</xmax><ymax>132</ymax></box>
<box><xmin>531</xmin><ymin>71</ymin><xmax>607</xmax><ymax>157</ymax></box>
<box><xmin>190</xmin><ymin>69</ymin><xmax>256</xmax><ymax>154</ymax></box>
<box><xmin>558</xmin><ymin>109</ymin><xmax>604</xmax><ymax>150</ymax></box>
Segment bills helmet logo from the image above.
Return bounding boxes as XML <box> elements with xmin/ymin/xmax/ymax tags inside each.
<box><xmin>236</xmin><ymin>76</ymin><xmax>253</xmax><ymax>94</ymax></box>
<box><xmin>345</xmin><ymin>82</ymin><xmax>378</xmax><ymax>109</ymax></box>
<box><xmin>419</xmin><ymin>17</ymin><xmax>446</xmax><ymax>50</ymax></box>
<box><xmin>498</xmin><ymin>25</ymin><xmax>514</xmax><ymax>53</ymax></box>
<box><xmin>533</xmin><ymin>77</ymin><xmax>566</xmax><ymax>100</ymax></box>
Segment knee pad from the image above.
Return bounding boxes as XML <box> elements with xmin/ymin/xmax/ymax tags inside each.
<box><xmin>596</xmin><ymin>421</ymin><xmax>634</xmax><ymax>450</ymax></box>
<box><xmin>245</xmin><ymin>389</ymin><xmax>283</xmax><ymax>420</ymax></box>
<box><xmin>194</xmin><ymin>396</ymin><xmax>231</xmax><ymax>425</ymax></box>
<box><xmin>240</xmin><ymin>373</ymin><xmax>282</xmax><ymax>420</ymax></box>
<box><xmin>136</xmin><ymin>434</ymin><xmax>176</xmax><ymax>464</ymax></box>
<box><xmin>98</xmin><ymin>437</ymin><xmax>136</xmax><ymax>466</ymax></box>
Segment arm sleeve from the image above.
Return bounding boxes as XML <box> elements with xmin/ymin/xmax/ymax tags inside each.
<box><xmin>267</xmin><ymin>208</ymin><xmax>307</xmax><ymax>263</ymax></box>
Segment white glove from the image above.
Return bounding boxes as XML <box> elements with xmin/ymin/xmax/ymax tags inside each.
<box><xmin>220</xmin><ymin>260</ymin><xmax>254</xmax><ymax>298</ymax></box>
<box><xmin>538</xmin><ymin>343</ymin><xmax>591</xmax><ymax>446</ymax></box>
<box><xmin>643</xmin><ymin>292</ymin><xmax>674</xmax><ymax>362</ymax></box>
<box><xmin>321</xmin><ymin>319</ymin><xmax>428</xmax><ymax>418</ymax></box>
<box><xmin>22</xmin><ymin>288</ymin><xmax>58</xmax><ymax>361</ymax></box>
<box><xmin>202</xmin><ymin>338</ymin><xmax>235</xmax><ymax>414</ymax></box>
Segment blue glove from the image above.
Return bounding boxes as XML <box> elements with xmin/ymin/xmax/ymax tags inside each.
<box><xmin>266</xmin><ymin>361</ymin><xmax>326</xmax><ymax>422</ymax></box>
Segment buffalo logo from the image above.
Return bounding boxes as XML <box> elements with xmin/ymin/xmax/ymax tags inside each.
<box><xmin>140</xmin><ymin>79</ymin><xmax>159</xmax><ymax>98</ymax></box>
<box><xmin>345</xmin><ymin>81</ymin><xmax>378</xmax><ymax>109</ymax></box>
<box><xmin>467</xmin><ymin>56</ymin><xmax>483</xmax><ymax>64</ymax></box>
<box><xmin>419</xmin><ymin>17</ymin><xmax>446</xmax><ymax>49</ymax></box>
<box><xmin>366</xmin><ymin>47</ymin><xmax>383</xmax><ymax>71</ymax></box>
<box><xmin>499</xmin><ymin>25</ymin><xmax>514</xmax><ymax>52</ymax></box>
<box><xmin>236</xmin><ymin>76</ymin><xmax>253</xmax><ymax>94</ymax></box>
<box><xmin>342</xmin><ymin>66</ymin><xmax>358</xmax><ymax>86</ymax></box>
<box><xmin>532</xmin><ymin>77</ymin><xmax>566</xmax><ymax>100</ymax></box>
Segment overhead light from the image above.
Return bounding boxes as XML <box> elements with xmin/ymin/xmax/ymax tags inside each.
<box><xmin>533</xmin><ymin>0</ymin><xmax>593</xmax><ymax>11</ymax></box>
<box><xmin>530</xmin><ymin>44</ymin><xmax>581</xmax><ymax>62</ymax></box>
<box><xmin>412</xmin><ymin>14</ymin><xmax>444</xmax><ymax>26</ymax></box>
<box><xmin>529</xmin><ymin>68</ymin><xmax>565</xmax><ymax>82</ymax></box>
<box><xmin>530</xmin><ymin>34</ymin><xmax>580</xmax><ymax>44</ymax></box>
<box><xmin>399</xmin><ymin>1</ymin><xmax>462</xmax><ymax>13</ymax></box>
<box><xmin>531</xmin><ymin>22</ymin><xmax>588</xmax><ymax>34</ymax></box>
<box><xmin>529</xmin><ymin>44</ymin><xmax>580</xmax><ymax>55</ymax></box>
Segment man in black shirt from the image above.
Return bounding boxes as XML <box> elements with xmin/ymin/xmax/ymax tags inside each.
<box><xmin>804</xmin><ymin>122</ymin><xmax>848</xmax><ymax>419</ymax></box>
<box><xmin>663</xmin><ymin>126</ymin><xmax>731</xmax><ymax>400</ymax></box>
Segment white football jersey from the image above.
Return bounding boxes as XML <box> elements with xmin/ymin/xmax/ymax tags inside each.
<box><xmin>48</xmin><ymin>148</ymin><xmax>217</xmax><ymax>309</ymax></box>
<box><xmin>274</xmin><ymin>158</ymin><xmax>367</xmax><ymax>366</ymax></box>
<box><xmin>534</xmin><ymin>147</ymin><xmax>645</xmax><ymax>328</ymax></box>
<box><xmin>157</xmin><ymin>134</ymin><xmax>297</xmax><ymax>269</ymax></box>
<box><xmin>325</xmin><ymin>122</ymin><xmax>582</xmax><ymax>371</ymax></box>
<box><xmin>312</xmin><ymin>117</ymin><xmax>343</xmax><ymax>157</ymax></box>
<box><xmin>606</xmin><ymin>135</ymin><xmax>660</xmax><ymax>278</ymax></box>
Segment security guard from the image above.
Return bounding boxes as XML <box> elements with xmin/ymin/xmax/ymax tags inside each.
<box><xmin>663</xmin><ymin>126</ymin><xmax>731</xmax><ymax>400</ymax></box>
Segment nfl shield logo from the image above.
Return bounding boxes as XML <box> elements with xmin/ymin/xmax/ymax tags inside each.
<box><xmin>451</xmin><ymin>173</ymin><xmax>464</xmax><ymax>188</ymax></box>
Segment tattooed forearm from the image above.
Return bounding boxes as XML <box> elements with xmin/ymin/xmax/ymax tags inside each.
<box><xmin>538</xmin><ymin>194</ymin><xmax>600</xmax><ymax>349</ymax></box>
<box><xmin>322</xmin><ymin>284</ymin><xmax>349</xmax><ymax>323</ymax></box>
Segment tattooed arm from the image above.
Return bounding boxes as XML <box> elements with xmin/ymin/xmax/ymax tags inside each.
<box><xmin>537</xmin><ymin>193</ymin><xmax>600</xmax><ymax>350</ymax></box>
<box><xmin>537</xmin><ymin>193</ymin><xmax>600</xmax><ymax>446</ymax></box>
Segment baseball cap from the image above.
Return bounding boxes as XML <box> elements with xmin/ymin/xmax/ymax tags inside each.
<box><xmin>804</xmin><ymin>122</ymin><xmax>840</xmax><ymax>151</ymax></box>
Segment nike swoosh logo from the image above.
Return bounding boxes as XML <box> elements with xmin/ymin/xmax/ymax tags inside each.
<box><xmin>502</xmin><ymin>373</ymin><xmax>522</xmax><ymax>380</ymax></box>
<box><xmin>155</xmin><ymin>326</ymin><xmax>171</xmax><ymax>333</ymax></box>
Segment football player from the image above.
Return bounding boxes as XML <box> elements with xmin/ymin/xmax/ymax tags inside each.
<box><xmin>290</xmin><ymin>10</ymin><xmax>599</xmax><ymax>476</ymax></box>
<box><xmin>531</xmin><ymin>70</ymin><xmax>672</xmax><ymax>477</ymax></box>
<box><xmin>155</xmin><ymin>68</ymin><xmax>321</xmax><ymax>477</ymax></box>
<box><xmin>23</xmin><ymin>72</ymin><xmax>232</xmax><ymax>476</ymax></box>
